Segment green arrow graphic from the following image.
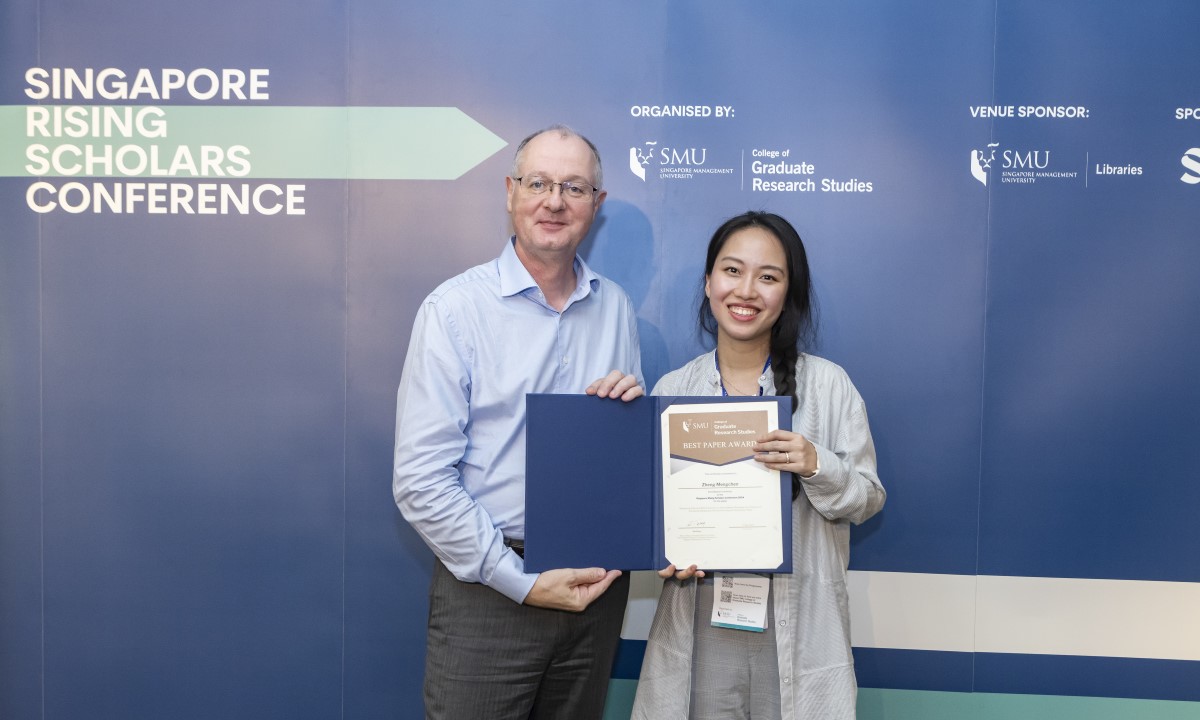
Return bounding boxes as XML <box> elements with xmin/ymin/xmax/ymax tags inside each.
<box><xmin>1</xmin><ymin>106</ymin><xmax>508</xmax><ymax>179</ymax></box>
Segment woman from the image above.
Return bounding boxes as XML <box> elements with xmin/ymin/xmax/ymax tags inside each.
<box><xmin>631</xmin><ymin>211</ymin><xmax>885</xmax><ymax>720</ymax></box>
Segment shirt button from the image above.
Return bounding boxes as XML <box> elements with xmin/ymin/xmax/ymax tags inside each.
<box><xmin>782</xmin><ymin>677</ymin><xmax>791</xmax><ymax>684</ymax></box>
<box><xmin>562</xmin><ymin>357</ymin><xmax>569</xmax><ymax>365</ymax></box>
<box><xmin>779</xmin><ymin>619</ymin><xmax>787</xmax><ymax>627</ymax></box>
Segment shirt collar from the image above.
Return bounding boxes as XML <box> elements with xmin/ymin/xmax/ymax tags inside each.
<box><xmin>497</xmin><ymin>236</ymin><xmax>600</xmax><ymax>306</ymax></box>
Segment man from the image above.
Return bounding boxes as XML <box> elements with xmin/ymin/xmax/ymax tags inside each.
<box><xmin>394</xmin><ymin>125</ymin><xmax>644</xmax><ymax>719</ymax></box>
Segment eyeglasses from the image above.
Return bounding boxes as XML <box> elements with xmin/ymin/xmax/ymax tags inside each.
<box><xmin>513</xmin><ymin>176</ymin><xmax>598</xmax><ymax>201</ymax></box>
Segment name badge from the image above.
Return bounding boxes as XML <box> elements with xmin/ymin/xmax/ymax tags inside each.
<box><xmin>710</xmin><ymin>573</ymin><xmax>770</xmax><ymax>632</ymax></box>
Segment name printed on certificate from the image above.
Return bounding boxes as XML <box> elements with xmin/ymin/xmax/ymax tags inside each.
<box><xmin>660</xmin><ymin>401</ymin><xmax>783</xmax><ymax>570</ymax></box>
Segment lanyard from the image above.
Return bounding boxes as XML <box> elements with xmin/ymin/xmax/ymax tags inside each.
<box><xmin>715</xmin><ymin>352</ymin><xmax>771</xmax><ymax>397</ymax></box>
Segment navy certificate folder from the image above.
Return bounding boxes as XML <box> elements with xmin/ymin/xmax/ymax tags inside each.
<box><xmin>524</xmin><ymin>394</ymin><xmax>792</xmax><ymax>573</ymax></box>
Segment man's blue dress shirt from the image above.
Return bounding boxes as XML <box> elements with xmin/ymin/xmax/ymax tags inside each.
<box><xmin>394</xmin><ymin>238</ymin><xmax>643</xmax><ymax>603</ymax></box>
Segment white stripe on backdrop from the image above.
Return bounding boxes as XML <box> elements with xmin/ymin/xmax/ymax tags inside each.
<box><xmin>622</xmin><ymin>571</ymin><xmax>1200</xmax><ymax>662</ymax></box>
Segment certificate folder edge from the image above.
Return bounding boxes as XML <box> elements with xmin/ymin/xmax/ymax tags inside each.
<box><xmin>524</xmin><ymin>394</ymin><xmax>792</xmax><ymax>573</ymax></box>
<box><xmin>524</xmin><ymin>394</ymin><xmax>657</xmax><ymax>572</ymax></box>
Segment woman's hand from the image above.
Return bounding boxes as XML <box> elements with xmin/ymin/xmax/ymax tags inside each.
<box><xmin>754</xmin><ymin>429</ymin><xmax>818</xmax><ymax>478</ymax></box>
<box><xmin>658</xmin><ymin>563</ymin><xmax>705</xmax><ymax>580</ymax></box>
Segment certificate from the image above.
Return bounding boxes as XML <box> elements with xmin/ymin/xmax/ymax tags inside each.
<box><xmin>660</xmin><ymin>401</ymin><xmax>783</xmax><ymax>570</ymax></box>
<box><xmin>524</xmin><ymin>394</ymin><xmax>791</xmax><ymax>573</ymax></box>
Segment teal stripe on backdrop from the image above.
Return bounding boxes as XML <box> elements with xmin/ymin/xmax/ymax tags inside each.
<box><xmin>857</xmin><ymin>689</ymin><xmax>1200</xmax><ymax>720</ymax></box>
<box><xmin>603</xmin><ymin>686</ymin><xmax>1200</xmax><ymax>719</ymax></box>
<box><xmin>603</xmin><ymin>679</ymin><xmax>637</xmax><ymax>720</ymax></box>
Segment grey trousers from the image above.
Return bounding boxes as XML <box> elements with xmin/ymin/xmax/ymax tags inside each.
<box><xmin>423</xmin><ymin>559</ymin><xmax>630</xmax><ymax>720</ymax></box>
<box><xmin>689</xmin><ymin>576</ymin><xmax>782</xmax><ymax>720</ymax></box>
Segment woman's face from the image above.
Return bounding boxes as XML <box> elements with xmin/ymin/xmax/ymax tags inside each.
<box><xmin>705</xmin><ymin>226</ymin><xmax>789</xmax><ymax>346</ymax></box>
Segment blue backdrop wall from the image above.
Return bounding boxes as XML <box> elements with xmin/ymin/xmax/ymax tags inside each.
<box><xmin>2</xmin><ymin>2</ymin><xmax>1198</xmax><ymax>718</ymax></box>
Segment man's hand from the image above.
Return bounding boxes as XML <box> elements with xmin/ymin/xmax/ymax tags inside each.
<box><xmin>585</xmin><ymin>370</ymin><xmax>644</xmax><ymax>402</ymax></box>
<box><xmin>523</xmin><ymin>567</ymin><xmax>623</xmax><ymax>612</ymax></box>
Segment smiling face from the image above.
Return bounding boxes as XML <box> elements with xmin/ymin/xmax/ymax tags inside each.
<box><xmin>505</xmin><ymin>131</ymin><xmax>606</xmax><ymax>268</ymax></box>
<box><xmin>704</xmin><ymin>226</ymin><xmax>789</xmax><ymax>348</ymax></box>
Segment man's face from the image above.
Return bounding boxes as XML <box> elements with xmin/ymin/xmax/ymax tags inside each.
<box><xmin>505</xmin><ymin>132</ymin><xmax>606</xmax><ymax>264</ymax></box>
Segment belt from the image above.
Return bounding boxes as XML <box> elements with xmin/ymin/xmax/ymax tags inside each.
<box><xmin>503</xmin><ymin>537</ymin><xmax>525</xmax><ymax>558</ymax></box>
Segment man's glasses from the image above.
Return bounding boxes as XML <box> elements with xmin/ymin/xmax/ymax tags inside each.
<box><xmin>513</xmin><ymin>176</ymin><xmax>598</xmax><ymax>201</ymax></box>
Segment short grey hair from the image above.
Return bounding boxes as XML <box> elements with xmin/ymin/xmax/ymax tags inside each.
<box><xmin>511</xmin><ymin>124</ymin><xmax>604</xmax><ymax>189</ymax></box>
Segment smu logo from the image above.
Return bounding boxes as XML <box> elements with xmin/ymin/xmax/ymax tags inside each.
<box><xmin>629</xmin><ymin>141</ymin><xmax>656</xmax><ymax>181</ymax></box>
<box><xmin>630</xmin><ymin>141</ymin><xmax>710</xmax><ymax>181</ymax></box>
<box><xmin>972</xmin><ymin>141</ymin><xmax>1069</xmax><ymax>185</ymax></box>
<box><xmin>970</xmin><ymin>142</ymin><xmax>1000</xmax><ymax>185</ymax></box>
